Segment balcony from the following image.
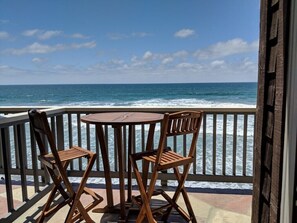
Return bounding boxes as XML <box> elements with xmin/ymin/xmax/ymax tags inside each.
<box><xmin>0</xmin><ymin>106</ymin><xmax>255</xmax><ymax>222</ymax></box>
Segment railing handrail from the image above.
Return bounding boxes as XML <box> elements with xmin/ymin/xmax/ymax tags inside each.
<box><xmin>0</xmin><ymin>105</ymin><xmax>256</xmax><ymax>115</ymax></box>
<box><xmin>0</xmin><ymin>106</ymin><xmax>256</xmax><ymax>128</ymax></box>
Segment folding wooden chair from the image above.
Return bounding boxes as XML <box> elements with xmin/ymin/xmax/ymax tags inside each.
<box><xmin>130</xmin><ymin>110</ymin><xmax>203</xmax><ymax>223</ymax></box>
<box><xmin>28</xmin><ymin>109</ymin><xmax>103</xmax><ymax>223</ymax></box>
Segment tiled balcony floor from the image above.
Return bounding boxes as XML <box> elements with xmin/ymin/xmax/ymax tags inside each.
<box><xmin>0</xmin><ymin>183</ymin><xmax>252</xmax><ymax>223</ymax></box>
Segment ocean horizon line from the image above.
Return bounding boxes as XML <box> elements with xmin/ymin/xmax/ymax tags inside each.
<box><xmin>0</xmin><ymin>81</ymin><xmax>257</xmax><ymax>87</ymax></box>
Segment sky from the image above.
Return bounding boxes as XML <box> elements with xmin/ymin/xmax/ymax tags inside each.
<box><xmin>0</xmin><ymin>0</ymin><xmax>260</xmax><ymax>85</ymax></box>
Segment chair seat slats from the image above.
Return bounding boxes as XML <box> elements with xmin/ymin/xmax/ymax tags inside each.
<box><xmin>40</xmin><ymin>146</ymin><xmax>93</xmax><ymax>168</ymax></box>
<box><xmin>144</xmin><ymin>150</ymin><xmax>191</xmax><ymax>166</ymax></box>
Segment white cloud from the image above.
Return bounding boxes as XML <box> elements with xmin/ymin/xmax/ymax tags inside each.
<box><xmin>22</xmin><ymin>29</ymin><xmax>62</xmax><ymax>40</ymax></box>
<box><xmin>162</xmin><ymin>57</ymin><xmax>174</xmax><ymax>64</ymax></box>
<box><xmin>1</xmin><ymin>36</ymin><xmax>259</xmax><ymax>84</ymax></box>
<box><xmin>0</xmin><ymin>55</ymin><xmax>258</xmax><ymax>84</ymax></box>
<box><xmin>71</xmin><ymin>33</ymin><xmax>89</xmax><ymax>39</ymax></box>
<box><xmin>0</xmin><ymin>31</ymin><xmax>9</xmax><ymax>39</ymax></box>
<box><xmin>109</xmin><ymin>59</ymin><xmax>125</xmax><ymax>65</ymax></box>
<box><xmin>108</xmin><ymin>32</ymin><xmax>151</xmax><ymax>40</ymax></box>
<box><xmin>143</xmin><ymin>51</ymin><xmax>153</xmax><ymax>60</ymax></box>
<box><xmin>131</xmin><ymin>56</ymin><xmax>138</xmax><ymax>62</ymax></box>
<box><xmin>5</xmin><ymin>41</ymin><xmax>96</xmax><ymax>55</ymax></box>
<box><xmin>108</xmin><ymin>33</ymin><xmax>128</xmax><ymax>40</ymax></box>
<box><xmin>174</xmin><ymin>29</ymin><xmax>195</xmax><ymax>38</ymax></box>
<box><xmin>22</xmin><ymin>29</ymin><xmax>91</xmax><ymax>40</ymax></box>
<box><xmin>173</xmin><ymin>50</ymin><xmax>189</xmax><ymax>58</ymax></box>
<box><xmin>194</xmin><ymin>38</ymin><xmax>259</xmax><ymax>59</ymax></box>
<box><xmin>32</xmin><ymin>57</ymin><xmax>47</xmax><ymax>63</ymax></box>
<box><xmin>211</xmin><ymin>60</ymin><xmax>225</xmax><ymax>67</ymax></box>
<box><xmin>71</xmin><ymin>41</ymin><xmax>96</xmax><ymax>49</ymax></box>
<box><xmin>38</xmin><ymin>30</ymin><xmax>62</xmax><ymax>40</ymax></box>
<box><xmin>131</xmin><ymin>32</ymin><xmax>151</xmax><ymax>38</ymax></box>
<box><xmin>22</xmin><ymin>29</ymin><xmax>40</xmax><ymax>37</ymax></box>
<box><xmin>176</xmin><ymin>62</ymin><xmax>196</xmax><ymax>69</ymax></box>
<box><xmin>14</xmin><ymin>42</ymin><xmax>57</xmax><ymax>54</ymax></box>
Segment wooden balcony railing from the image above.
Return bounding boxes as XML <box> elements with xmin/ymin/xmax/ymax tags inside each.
<box><xmin>0</xmin><ymin>106</ymin><xmax>255</xmax><ymax>221</ymax></box>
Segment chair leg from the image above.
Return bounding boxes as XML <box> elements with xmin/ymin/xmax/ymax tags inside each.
<box><xmin>65</xmin><ymin>154</ymin><xmax>97</xmax><ymax>223</ymax></box>
<box><xmin>37</xmin><ymin>167</ymin><xmax>70</xmax><ymax>223</ymax></box>
<box><xmin>37</xmin><ymin>183</ymin><xmax>58</xmax><ymax>223</ymax></box>
<box><xmin>162</xmin><ymin>165</ymin><xmax>197</xmax><ymax>223</ymax></box>
<box><xmin>180</xmin><ymin>187</ymin><xmax>197</xmax><ymax>223</ymax></box>
<box><xmin>130</xmin><ymin>157</ymin><xmax>157</xmax><ymax>223</ymax></box>
<box><xmin>66</xmin><ymin>198</ymin><xmax>94</xmax><ymax>223</ymax></box>
<box><xmin>139</xmin><ymin>167</ymin><xmax>160</xmax><ymax>223</ymax></box>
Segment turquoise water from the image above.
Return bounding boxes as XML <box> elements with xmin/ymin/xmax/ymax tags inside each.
<box><xmin>0</xmin><ymin>82</ymin><xmax>257</xmax><ymax>107</ymax></box>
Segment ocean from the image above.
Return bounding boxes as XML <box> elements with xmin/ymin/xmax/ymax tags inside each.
<box><xmin>0</xmin><ymin>82</ymin><xmax>257</xmax><ymax>190</ymax></box>
<box><xmin>0</xmin><ymin>82</ymin><xmax>257</xmax><ymax>107</ymax></box>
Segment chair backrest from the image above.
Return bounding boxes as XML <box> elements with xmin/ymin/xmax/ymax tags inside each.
<box><xmin>155</xmin><ymin>111</ymin><xmax>203</xmax><ymax>164</ymax></box>
<box><xmin>28</xmin><ymin>109</ymin><xmax>61</xmax><ymax>162</ymax></box>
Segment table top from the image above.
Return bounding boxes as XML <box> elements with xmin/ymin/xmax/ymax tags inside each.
<box><xmin>81</xmin><ymin>112</ymin><xmax>164</xmax><ymax>125</ymax></box>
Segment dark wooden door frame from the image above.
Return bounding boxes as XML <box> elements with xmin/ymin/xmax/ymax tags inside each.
<box><xmin>252</xmin><ymin>0</ymin><xmax>290</xmax><ymax>222</ymax></box>
<box><xmin>280</xmin><ymin>0</ymin><xmax>297</xmax><ymax>221</ymax></box>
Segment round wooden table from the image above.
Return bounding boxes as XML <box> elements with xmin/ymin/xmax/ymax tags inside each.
<box><xmin>81</xmin><ymin>112</ymin><xmax>164</xmax><ymax>221</ymax></box>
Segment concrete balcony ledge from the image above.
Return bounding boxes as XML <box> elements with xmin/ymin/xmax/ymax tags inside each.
<box><xmin>0</xmin><ymin>182</ymin><xmax>252</xmax><ymax>223</ymax></box>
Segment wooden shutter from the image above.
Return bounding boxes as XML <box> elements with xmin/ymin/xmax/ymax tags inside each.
<box><xmin>252</xmin><ymin>0</ymin><xmax>290</xmax><ymax>222</ymax></box>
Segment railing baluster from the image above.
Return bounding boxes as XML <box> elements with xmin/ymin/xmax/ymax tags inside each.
<box><xmin>114</xmin><ymin>127</ymin><xmax>117</xmax><ymax>172</ymax></box>
<box><xmin>213</xmin><ymin>113</ymin><xmax>217</xmax><ymax>175</ymax></box>
<box><xmin>86</xmin><ymin>120</ymin><xmax>91</xmax><ymax>171</ymax></box>
<box><xmin>202</xmin><ymin>113</ymin><xmax>207</xmax><ymax>175</ymax></box>
<box><xmin>1</xmin><ymin>127</ymin><xmax>14</xmax><ymax>211</ymax></box>
<box><xmin>56</xmin><ymin>115</ymin><xmax>64</xmax><ymax>151</ymax></box>
<box><xmin>76</xmin><ymin>113</ymin><xmax>82</xmax><ymax>170</ymax></box>
<box><xmin>30</xmin><ymin>123</ymin><xmax>39</xmax><ymax>192</ymax></box>
<box><xmin>183</xmin><ymin>134</ymin><xmax>187</xmax><ymax>157</ymax></box>
<box><xmin>243</xmin><ymin>114</ymin><xmax>248</xmax><ymax>176</ymax></box>
<box><xmin>13</xmin><ymin>127</ymin><xmax>19</xmax><ymax>169</ymax></box>
<box><xmin>104</xmin><ymin>125</ymin><xmax>109</xmax><ymax>171</ymax></box>
<box><xmin>132</xmin><ymin>125</ymin><xmax>136</xmax><ymax>155</ymax></box>
<box><xmin>68</xmin><ymin>114</ymin><xmax>74</xmax><ymax>170</ymax></box>
<box><xmin>173</xmin><ymin>135</ymin><xmax>177</xmax><ymax>152</ymax></box>
<box><xmin>17</xmin><ymin>124</ymin><xmax>28</xmax><ymax>201</ymax></box>
<box><xmin>233</xmin><ymin>114</ymin><xmax>238</xmax><ymax>176</ymax></box>
<box><xmin>123</xmin><ymin>125</ymin><xmax>127</xmax><ymax>171</ymax></box>
<box><xmin>87</xmin><ymin>122</ymin><xmax>91</xmax><ymax>150</ymax></box>
<box><xmin>51</xmin><ymin>117</ymin><xmax>56</xmax><ymax>144</ymax></box>
<box><xmin>141</xmin><ymin>124</ymin><xmax>145</xmax><ymax>153</ymax></box>
<box><xmin>40</xmin><ymin>131</ymin><xmax>50</xmax><ymax>184</ymax></box>
<box><xmin>95</xmin><ymin>126</ymin><xmax>100</xmax><ymax>171</ymax></box>
<box><xmin>128</xmin><ymin>125</ymin><xmax>135</xmax><ymax>196</ymax></box>
<box><xmin>223</xmin><ymin>113</ymin><xmax>227</xmax><ymax>176</ymax></box>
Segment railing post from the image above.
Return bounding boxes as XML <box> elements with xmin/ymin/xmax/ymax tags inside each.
<box><xmin>1</xmin><ymin>127</ymin><xmax>14</xmax><ymax>211</ymax></box>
